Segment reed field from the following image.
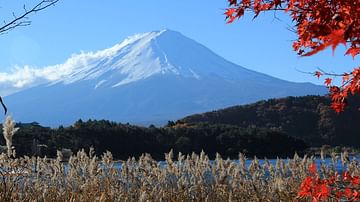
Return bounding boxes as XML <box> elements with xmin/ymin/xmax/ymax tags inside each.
<box><xmin>1</xmin><ymin>116</ymin><xmax>360</xmax><ymax>201</ymax></box>
<box><xmin>0</xmin><ymin>148</ymin><xmax>358</xmax><ymax>201</ymax></box>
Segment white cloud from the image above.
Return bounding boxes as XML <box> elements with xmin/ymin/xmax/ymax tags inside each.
<box><xmin>0</xmin><ymin>54</ymin><xmax>88</xmax><ymax>96</ymax></box>
<box><xmin>0</xmin><ymin>43</ymin><xmax>123</xmax><ymax>96</ymax></box>
<box><xmin>0</xmin><ymin>30</ymin><xmax>158</xmax><ymax>96</ymax></box>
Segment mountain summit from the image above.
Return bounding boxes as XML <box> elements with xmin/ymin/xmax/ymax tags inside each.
<box><xmin>5</xmin><ymin>29</ymin><xmax>326</xmax><ymax>126</ymax></box>
<box><xmin>49</xmin><ymin>29</ymin><xmax>272</xmax><ymax>87</ymax></box>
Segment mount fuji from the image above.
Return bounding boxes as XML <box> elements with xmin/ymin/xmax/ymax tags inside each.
<box><xmin>4</xmin><ymin>29</ymin><xmax>326</xmax><ymax>126</ymax></box>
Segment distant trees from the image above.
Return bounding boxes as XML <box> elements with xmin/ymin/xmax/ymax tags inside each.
<box><xmin>181</xmin><ymin>95</ymin><xmax>360</xmax><ymax>146</ymax></box>
<box><xmin>225</xmin><ymin>0</ymin><xmax>359</xmax><ymax>112</ymax></box>
<box><xmin>0</xmin><ymin>119</ymin><xmax>307</xmax><ymax>159</ymax></box>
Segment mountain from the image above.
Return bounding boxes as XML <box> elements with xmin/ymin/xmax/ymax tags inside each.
<box><xmin>179</xmin><ymin>95</ymin><xmax>360</xmax><ymax>147</ymax></box>
<box><xmin>5</xmin><ymin>29</ymin><xmax>326</xmax><ymax>126</ymax></box>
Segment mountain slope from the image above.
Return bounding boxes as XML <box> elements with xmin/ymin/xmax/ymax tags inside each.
<box><xmin>5</xmin><ymin>29</ymin><xmax>326</xmax><ymax>126</ymax></box>
<box><xmin>180</xmin><ymin>95</ymin><xmax>360</xmax><ymax>146</ymax></box>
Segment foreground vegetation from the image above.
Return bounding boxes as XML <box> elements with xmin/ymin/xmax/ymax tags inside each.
<box><xmin>0</xmin><ymin>149</ymin><xmax>359</xmax><ymax>201</ymax></box>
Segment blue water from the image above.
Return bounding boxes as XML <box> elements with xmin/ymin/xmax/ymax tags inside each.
<box><xmin>109</xmin><ymin>156</ymin><xmax>360</xmax><ymax>172</ymax></box>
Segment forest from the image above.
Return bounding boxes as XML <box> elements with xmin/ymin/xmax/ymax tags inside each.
<box><xmin>181</xmin><ymin>95</ymin><xmax>360</xmax><ymax>147</ymax></box>
<box><xmin>2</xmin><ymin>95</ymin><xmax>359</xmax><ymax>160</ymax></box>
<box><xmin>0</xmin><ymin>119</ymin><xmax>305</xmax><ymax>160</ymax></box>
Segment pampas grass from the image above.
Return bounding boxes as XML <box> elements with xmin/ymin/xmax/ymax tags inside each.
<box><xmin>2</xmin><ymin>115</ymin><xmax>19</xmax><ymax>157</ymax></box>
<box><xmin>0</xmin><ymin>148</ymin><xmax>357</xmax><ymax>201</ymax></box>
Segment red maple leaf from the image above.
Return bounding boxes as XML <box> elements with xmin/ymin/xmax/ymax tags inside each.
<box><xmin>331</xmin><ymin>102</ymin><xmax>345</xmax><ymax>113</ymax></box>
<box><xmin>228</xmin><ymin>0</ymin><xmax>237</xmax><ymax>6</ymax></box>
<box><xmin>345</xmin><ymin>47</ymin><xmax>360</xmax><ymax>59</ymax></box>
<box><xmin>224</xmin><ymin>8</ymin><xmax>237</xmax><ymax>24</ymax></box>
<box><xmin>224</xmin><ymin>8</ymin><xmax>235</xmax><ymax>18</ymax></box>
<box><xmin>351</xmin><ymin>176</ymin><xmax>360</xmax><ymax>185</ymax></box>
<box><xmin>316</xmin><ymin>184</ymin><xmax>329</xmax><ymax>200</ymax></box>
<box><xmin>226</xmin><ymin>16</ymin><xmax>236</xmax><ymax>24</ymax></box>
<box><xmin>335</xmin><ymin>191</ymin><xmax>343</xmax><ymax>199</ymax></box>
<box><xmin>344</xmin><ymin>188</ymin><xmax>352</xmax><ymax>199</ymax></box>
<box><xmin>298</xmin><ymin>176</ymin><xmax>313</xmax><ymax>197</ymax></box>
<box><xmin>328</xmin><ymin>29</ymin><xmax>347</xmax><ymax>55</ymax></box>
<box><xmin>324</xmin><ymin>78</ymin><xmax>332</xmax><ymax>86</ymax></box>
<box><xmin>314</xmin><ymin>71</ymin><xmax>322</xmax><ymax>79</ymax></box>
<box><xmin>308</xmin><ymin>163</ymin><xmax>317</xmax><ymax>174</ymax></box>
<box><xmin>344</xmin><ymin>171</ymin><xmax>352</xmax><ymax>181</ymax></box>
<box><xmin>302</xmin><ymin>29</ymin><xmax>346</xmax><ymax>57</ymax></box>
<box><xmin>353</xmin><ymin>190</ymin><xmax>360</xmax><ymax>200</ymax></box>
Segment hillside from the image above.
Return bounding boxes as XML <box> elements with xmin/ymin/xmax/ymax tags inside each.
<box><xmin>180</xmin><ymin>95</ymin><xmax>360</xmax><ymax>147</ymax></box>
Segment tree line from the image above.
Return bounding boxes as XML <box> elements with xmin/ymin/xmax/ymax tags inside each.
<box><xmin>0</xmin><ymin>119</ymin><xmax>306</xmax><ymax>160</ymax></box>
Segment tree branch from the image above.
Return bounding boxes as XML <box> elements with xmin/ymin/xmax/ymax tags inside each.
<box><xmin>0</xmin><ymin>0</ymin><xmax>59</xmax><ymax>34</ymax></box>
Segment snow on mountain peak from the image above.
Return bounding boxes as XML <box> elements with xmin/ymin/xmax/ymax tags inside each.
<box><xmin>1</xmin><ymin>29</ymin><xmax>247</xmax><ymax>95</ymax></box>
<box><xmin>49</xmin><ymin>29</ymin><xmax>197</xmax><ymax>88</ymax></box>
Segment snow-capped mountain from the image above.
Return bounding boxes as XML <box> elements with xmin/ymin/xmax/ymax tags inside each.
<box><xmin>4</xmin><ymin>29</ymin><xmax>326</xmax><ymax>126</ymax></box>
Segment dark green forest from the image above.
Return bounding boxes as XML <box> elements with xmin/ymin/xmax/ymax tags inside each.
<box><xmin>181</xmin><ymin>95</ymin><xmax>360</xmax><ymax>147</ymax></box>
<box><xmin>1</xmin><ymin>120</ymin><xmax>305</xmax><ymax>160</ymax></box>
<box><xmin>1</xmin><ymin>95</ymin><xmax>359</xmax><ymax>160</ymax></box>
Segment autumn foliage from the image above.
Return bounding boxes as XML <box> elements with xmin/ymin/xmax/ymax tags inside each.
<box><xmin>297</xmin><ymin>163</ymin><xmax>360</xmax><ymax>201</ymax></box>
<box><xmin>225</xmin><ymin>0</ymin><xmax>360</xmax><ymax>113</ymax></box>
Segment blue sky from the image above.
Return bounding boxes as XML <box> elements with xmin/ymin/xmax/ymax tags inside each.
<box><xmin>0</xmin><ymin>0</ymin><xmax>358</xmax><ymax>85</ymax></box>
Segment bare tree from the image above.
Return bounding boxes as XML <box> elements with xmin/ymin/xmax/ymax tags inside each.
<box><xmin>0</xmin><ymin>0</ymin><xmax>59</xmax><ymax>34</ymax></box>
<box><xmin>0</xmin><ymin>0</ymin><xmax>59</xmax><ymax>115</ymax></box>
